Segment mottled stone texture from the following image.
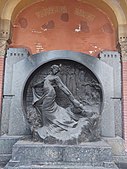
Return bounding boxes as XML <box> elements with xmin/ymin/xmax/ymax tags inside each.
<box><xmin>1</xmin><ymin>49</ymin><xmax>114</xmax><ymax>138</ymax></box>
<box><xmin>0</xmin><ymin>135</ymin><xmax>22</xmax><ymax>167</ymax></box>
<box><xmin>0</xmin><ymin>49</ymin><xmax>124</xmax><ymax>168</ymax></box>
<box><xmin>4</xmin><ymin>140</ymin><xmax>118</xmax><ymax>169</ymax></box>
<box><xmin>1</xmin><ymin>48</ymin><xmax>30</xmax><ymax>135</ymax></box>
<box><xmin>25</xmin><ymin>61</ymin><xmax>102</xmax><ymax>143</ymax></box>
<box><xmin>103</xmin><ymin>137</ymin><xmax>127</xmax><ymax>164</ymax></box>
<box><xmin>99</xmin><ymin>51</ymin><xmax>122</xmax><ymax>137</ymax></box>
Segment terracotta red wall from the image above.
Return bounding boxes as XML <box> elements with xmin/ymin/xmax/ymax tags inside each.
<box><xmin>122</xmin><ymin>61</ymin><xmax>127</xmax><ymax>150</ymax></box>
<box><xmin>0</xmin><ymin>57</ymin><xmax>4</xmax><ymax>111</ymax></box>
<box><xmin>10</xmin><ymin>0</ymin><xmax>116</xmax><ymax>56</ymax></box>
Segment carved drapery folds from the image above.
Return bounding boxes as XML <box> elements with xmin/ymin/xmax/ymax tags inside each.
<box><xmin>24</xmin><ymin>60</ymin><xmax>103</xmax><ymax>144</ymax></box>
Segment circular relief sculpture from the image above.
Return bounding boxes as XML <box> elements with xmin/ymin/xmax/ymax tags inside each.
<box><xmin>23</xmin><ymin>60</ymin><xmax>103</xmax><ymax>144</ymax></box>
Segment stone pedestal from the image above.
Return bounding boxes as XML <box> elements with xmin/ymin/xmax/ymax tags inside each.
<box><xmin>0</xmin><ymin>135</ymin><xmax>22</xmax><ymax>167</ymax></box>
<box><xmin>5</xmin><ymin>140</ymin><xmax>118</xmax><ymax>169</ymax></box>
<box><xmin>103</xmin><ymin>137</ymin><xmax>127</xmax><ymax>164</ymax></box>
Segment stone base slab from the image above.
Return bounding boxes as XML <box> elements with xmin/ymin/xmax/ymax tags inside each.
<box><xmin>0</xmin><ymin>154</ymin><xmax>11</xmax><ymax>168</ymax></box>
<box><xmin>5</xmin><ymin>140</ymin><xmax>118</xmax><ymax>169</ymax></box>
<box><xmin>5</xmin><ymin>165</ymin><xmax>118</xmax><ymax>169</ymax></box>
<box><xmin>0</xmin><ymin>135</ymin><xmax>22</xmax><ymax>167</ymax></box>
<box><xmin>103</xmin><ymin>137</ymin><xmax>127</xmax><ymax>164</ymax></box>
<box><xmin>103</xmin><ymin>137</ymin><xmax>127</xmax><ymax>156</ymax></box>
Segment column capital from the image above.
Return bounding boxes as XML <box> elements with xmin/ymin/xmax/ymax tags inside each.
<box><xmin>119</xmin><ymin>37</ymin><xmax>127</xmax><ymax>61</ymax></box>
<box><xmin>0</xmin><ymin>19</ymin><xmax>11</xmax><ymax>57</ymax></box>
<box><xmin>0</xmin><ymin>39</ymin><xmax>7</xmax><ymax>57</ymax></box>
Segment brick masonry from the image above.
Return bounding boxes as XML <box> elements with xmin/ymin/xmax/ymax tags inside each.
<box><xmin>122</xmin><ymin>61</ymin><xmax>127</xmax><ymax>150</ymax></box>
<box><xmin>0</xmin><ymin>57</ymin><xmax>4</xmax><ymax>112</ymax></box>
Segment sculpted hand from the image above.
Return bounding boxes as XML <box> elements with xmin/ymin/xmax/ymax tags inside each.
<box><xmin>73</xmin><ymin>99</ymin><xmax>84</xmax><ymax>109</ymax></box>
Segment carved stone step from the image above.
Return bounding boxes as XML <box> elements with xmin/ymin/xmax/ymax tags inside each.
<box><xmin>0</xmin><ymin>154</ymin><xmax>11</xmax><ymax>167</ymax></box>
<box><xmin>5</xmin><ymin>164</ymin><xmax>119</xmax><ymax>169</ymax></box>
<box><xmin>4</xmin><ymin>140</ymin><xmax>119</xmax><ymax>169</ymax></box>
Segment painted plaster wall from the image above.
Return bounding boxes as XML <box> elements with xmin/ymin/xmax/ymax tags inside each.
<box><xmin>10</xmin><ymin>0</ymin><xmax>116</xmax><ymax>56</ymax></box>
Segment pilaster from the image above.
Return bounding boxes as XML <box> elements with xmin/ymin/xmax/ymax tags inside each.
<box><xmin>0</xmin><ymin>19</ymin><xmax>11</xmax><ymax>129</ymax></box>
<box><xmin>0</xmin><ymin>39</ymin><xmax>7</xmax><ymax>57</ymax></box>
<box><xmin>119</xmin><ymin>37</ymin><xmax>127</xmax><ymax>150</ymax></box>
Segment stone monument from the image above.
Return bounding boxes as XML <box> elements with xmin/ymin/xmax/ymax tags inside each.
<box><xmin>3</xmin><ymin>50</ymin><xmax>120</xmax><ymax>169</ymax></box>
<box><xmin>25</xmin><ymin>62</ymin><xmax>102</xmax><ymax>144</ymax></box>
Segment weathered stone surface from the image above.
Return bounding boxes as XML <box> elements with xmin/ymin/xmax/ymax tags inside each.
<box><xmin>99</xmin><ymin>51</ymin><xmax>122</xmax><ymax>137</ymax></box>
<box><xmin>103</xmin><ymin>137</ymin><xmax>127</xmax><ymax>164</ymax></box>
<box><xmin>0</xmin><ymin>135</ymin><xmax>22</xmax><ymax>166</ymax></box>
<box><xmin>5</xmin><ymin>140</ymin><xmax>118</xmax><ymax>169</ymax></box>
<box><xmin>0</xmin><ymin>40</ymin><xmax>7</xmax><ymax>56</ymax></box>
<box><xmin>25</xmin><ymin>62</ymin><xmax>102</xmax><ymax>143</ymax></box>
<box><xmin>0</xmin><ymin>135</ymin><xmax>22</xmax><ymax>154</ymax></box>
<box><xmin>119</xmin><ymin>38</ymin><xmax>127</xmax><ymax>61</ymax></box>
<box><xmin>103</xmin><ymin>137</ymin><xmax>126</xmax><ymax>156</ymax></box>
<box><xmin>1</xmin><ymin>49</ymin><xmax>121</xmax><ymax>169</ymax></box>
<box><xmin>0</xmin><ymin>154</ymin><xmax>11</xmax><ymax>167</ymax></box>
<box><xmin>5</xmin><ymin>165</ymin><xmax>119</xmax><ymax>169</ymax></box>
<box><xmin>1</xmin><ymin>48</ymin><xmax>30</xmax><ymax>135</ymax></box>
<box><xmin>1</xmin><ymin>49</ymin><xmax>115</xmax><ymax>138</ymax></box>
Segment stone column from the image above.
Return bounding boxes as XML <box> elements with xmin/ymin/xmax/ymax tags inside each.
<box><xmin>119</xmin><ymin>37</ymin><xmax>127</xmax><ymax>150</ymax></box>
<box><xmin>0</xmin><ymin>19</ymin><xmax>11</xmax><ymax>130</ymax></box>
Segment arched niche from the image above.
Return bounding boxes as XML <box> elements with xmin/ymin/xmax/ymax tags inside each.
<box><xmin>0</xmin><ymin>0</ymin><xmax>124</xmax><ymax>26</ymax></box>
<box><xmin>4</xmin><ymin>0</ymin><xmax>117</xmax><ymax>56</ymax></box>
<box><xmin>2</xmin><ymin>0</ymin><xmax>127</xmax><ymax>48</ymax></box>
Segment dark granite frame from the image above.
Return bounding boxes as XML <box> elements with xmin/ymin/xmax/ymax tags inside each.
<box><xmin>1</xmin><ymin>49</ymin><xmax>115</xmax><ymax>138</ymax></box>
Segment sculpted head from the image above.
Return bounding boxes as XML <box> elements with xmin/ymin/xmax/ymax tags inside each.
<box><xmin>51</xmin><ymin>65</ymin><xmax>60</xmax><ymax>75</ymax></box>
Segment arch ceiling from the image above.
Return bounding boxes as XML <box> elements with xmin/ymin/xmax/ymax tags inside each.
<box><xmin>0</xmin><ymin>0</ymin><xmax>127</xmax><ymax>26</ymax></box>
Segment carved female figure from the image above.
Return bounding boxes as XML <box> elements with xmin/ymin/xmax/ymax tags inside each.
<box><xmin>31</xmin><ymin>65</ymin><xmax>99</xmax><ymax>142</ymax></box>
